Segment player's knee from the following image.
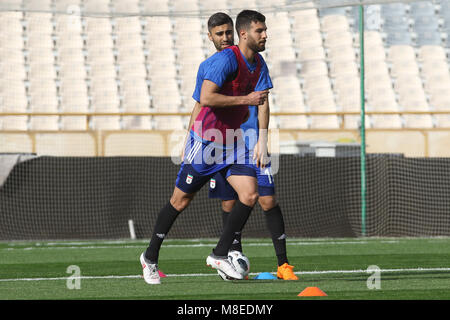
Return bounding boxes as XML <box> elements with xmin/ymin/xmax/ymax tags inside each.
<box><xmin>222</xmin><ymin>200</ymin><xmax>236</xmax><ymax>212</ymax></box>
<box><xmin>170</xmin><ymin>194</ymin><xmax>193</xmax><ymax>212</ymax></box>
<box><xmin>239</xmin><ymin>192</ymin><xmax>258</xmax><ymax>207</ymax></box>
<box><xmin>258</xmin><ymin>196</ymin><xmax>277</xmax><ymax>211</ymax></box>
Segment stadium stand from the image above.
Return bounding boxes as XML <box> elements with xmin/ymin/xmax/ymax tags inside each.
<box><xmin>1</xmin><ymin>1</ymin><xmax>450</xmax><ymax>156</ymax></box>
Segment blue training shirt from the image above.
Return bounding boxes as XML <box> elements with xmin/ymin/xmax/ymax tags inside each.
<box><xmin>192</xmin><ymin>47</ymin><xmax>272</xmax><ymax>149</ymax></box>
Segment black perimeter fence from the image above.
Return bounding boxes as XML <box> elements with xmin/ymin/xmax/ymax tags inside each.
<box><xmin>1</xmin><ymin>154</ymin><xmax>450</xmax><ymax>240</ymax></box>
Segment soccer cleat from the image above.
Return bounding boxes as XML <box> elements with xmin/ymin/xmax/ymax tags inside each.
<box><xmin>206</xmin><ymin>253</ymin><xmax>243</xmax><ymax>280</ymax></box>
<box><xmin>140</xmin><ymin>253</ymin><xmax>161</xmax><ymax>285</ymax></box>
<box><xmin>277</xmin><ymin>263</ymin><xmax>299</xmax><ymax>280</ymax></box>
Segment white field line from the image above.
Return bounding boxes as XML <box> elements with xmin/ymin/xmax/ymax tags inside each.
<box><xmin>2</xmin><ymin>240</ymin><xmax>400</xmax><ymax>251</ymax></box>
<box><xmin>1</xmin><ymin>267</ymin><xmax>449</xmax><ymax>283</ymax></box>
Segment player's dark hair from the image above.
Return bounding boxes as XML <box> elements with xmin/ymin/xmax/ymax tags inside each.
<box><xmin>235</xmin><ymin>10</ymin><xmax>266</xmax><ymax>37</ymax></box>
<box><xmin>207</xmin><ymin>12</ymin><xmax>233</xmax><ymax>32</ymax></box>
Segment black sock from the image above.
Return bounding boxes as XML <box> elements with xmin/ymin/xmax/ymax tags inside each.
<box><xmin>144</xmin><ymin>202</ymin><xmax>180</xmax><ymax>263</ymax></box>
<box><xmin>222</xmin><ymin>210</ymin><xmax>243</xmax><ymax>252</ymax></box>
<box><xmin>213</xmin><ymin>200</ymin><xmax>253</xmax><ymax>257</ymax></box>
<box><xmin>264</xmin><ymin>205</ymin><xmax>288</xmax><ymax>266</ymax></box>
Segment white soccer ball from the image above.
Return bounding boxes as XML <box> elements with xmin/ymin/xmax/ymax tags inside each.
<box><xmin>228</xmin><ymin>250</ymin><xmax>250</xmax><ymax>278</ymax></box>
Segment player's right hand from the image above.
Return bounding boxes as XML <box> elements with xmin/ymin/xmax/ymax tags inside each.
<box><xmin>246</xmin><ymin>90</ymin><xmax>269</xmax><ymax>106</ymax></box>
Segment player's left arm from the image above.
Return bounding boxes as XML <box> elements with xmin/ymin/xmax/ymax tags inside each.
<box><xmin>253</xmin><ymin>97</ymin><xmax>269</xmax><ymax>168</ymax></box>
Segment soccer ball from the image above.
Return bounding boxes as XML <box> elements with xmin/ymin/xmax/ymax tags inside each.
<box><xmin>217</xmin><ymin>251</ymin><xmax>250</xmax><ymax>281</ymax></box>
<box><xmin>228</xmin><ymin>250</ymin><xmax>250</xmax><ymax>278</ymax></box>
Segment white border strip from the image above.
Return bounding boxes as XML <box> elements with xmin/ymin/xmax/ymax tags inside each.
<box><xmin>1</xmin><ymin>267</ymin><xmax>449</xmax><ymax>282</ymax></box>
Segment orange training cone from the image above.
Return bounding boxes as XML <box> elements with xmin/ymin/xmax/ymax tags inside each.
<box><xmin>298</xmin><ymin>287</ymin><xmax>327</xmax><ymax>297</ymax></box>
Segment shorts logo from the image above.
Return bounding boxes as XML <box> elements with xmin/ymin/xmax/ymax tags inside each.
<box><xmin>186</xmin><ymin>174</ymin><xmax>193</xmax><ymax>184</ymax></box>
<box><xmin>210</xmin><ymin>178</ymin><xmax>216</xmax><ymax>189</ymax></box>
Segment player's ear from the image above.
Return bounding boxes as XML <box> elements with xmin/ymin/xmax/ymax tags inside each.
<box><xmin>239</xmin><ymin>29</ymin><xmax>247</xmax><ymax>40</ymax></box>
<box><xmin>207</xmin><ymin>32</ymin><xmax>213</xmax><ymax>41</ymax></box>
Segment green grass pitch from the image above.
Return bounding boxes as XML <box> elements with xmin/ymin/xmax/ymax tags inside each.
<box><xmin>1</xmin><ymin>237</ymin><xmax>449</xmax><ymax>300</ymax></box>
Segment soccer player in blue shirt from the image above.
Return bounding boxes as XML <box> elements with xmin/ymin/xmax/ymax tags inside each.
<box><xmin>186</xmin><ymin>12</ymin><xmax>298</xmax><ymax>281</ymax></box>
<box><xmin>140</xmin><ymin>11</ymin><xmax>272</xmax><ymax>284</ymax></box>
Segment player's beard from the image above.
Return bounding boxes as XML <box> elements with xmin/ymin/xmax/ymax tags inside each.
<box><xmin>213</xmin><ymin>39</ymin><xmax>233</xmax><ymax>51</ymax></box>
<box><xmin>247</xmin><ymin>34</ymin><xmax>266</xmax><ymax>52</ymax></box>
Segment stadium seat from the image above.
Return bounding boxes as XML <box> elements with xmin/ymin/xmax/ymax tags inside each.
<box><xmin>114</xmin><ymin>16</ymin><xmax>142</xmax><ymax>34</ymax></box>
<box><xmin>85</xmin><ymin>17</ymin><xmax>112</xmax><ymax>34</ymax></box>
<box><xmin>118</xmin><ymin>63</ymin><xmax>147</xmax><ymax>78</ymax></box>
<box><xmin>86</xmin><ymin>32</ymin><xmax>114</xmax><ymax>50</ymax></box>
<box><xmin>329</xmin><ymin>60</ymin><xmax>358</xmax><ymax>77</ymax></box>
<box><xmin>435</xmin><ymin>115</ymin><xmax>450</xmax><ymax>128</ymax></box>
<box><xmin>300</xmin><ymin>60</ymin><xmax>328</xmax><ymax>78</ymax></box>
<box><xmin>27</xmin><ymin>47</ymin><xmax>55</xmax><ymax>66</ymax></box>
<box><xmin>115</xmin><ymin>32</ymin><xmax>144</xmax><ymax>50</ymax></box>
<box><xmin>58</xmin><ymin>47</ymin><xmax>85</xmax><ymax>64</ymax></box>
<box><xmin>90</xmin><ymin>116</ymin><xmax>121</xmax><ymax>130</ymax></box>
<box><xmin>421</xmin><ymin>58</ymin><xmax>450</xmax><ymax>77</ymax></box>
<box><xmin>298</xmin><ymin>46</ymin><xmax>326</xmax><ymax>62</ymax></box>
<box><xmin>293</xmin><ymin>30</ymin><xmax>323</xmax><ymax>49</ymax></box>
<box><xmin>112</xmin><ymin>0</ymin><xmax>140</xmax><ymax>14</ymax></box>
<box><xmin>303</xmin><ymin>75</ymin><xmax>333</xmax><ymax>101</ymax></box>
<box><xmin>28</xmin><ymin>63</ymin><xmax>57</xmax><ymax>80</ymax></box>
<box><xmin>385</xmin><ymin>30</ymin><xmax>413</xmax><ymax>46</ymax></box>
<box><xmin>173</xmin><ymin>0</ymin><xmax>199</xmax><ymax>11</ymax></box>
<box><xmin>429</xmin><ymin>92</ymin><xmax>450</xmax><ymax>110</ymax></box>
<box><xmin>87</xmin><ymin>46</ymin><xmax>116</xmax><ymax>65</ymax></box>
<box><xmin>321</xmin><ymin>14</ymin><xmax>350</xmax><ymax>34</ymax></box>
<box><xmin>415</xmin><ymin>30</ymin><xmax>443</xmax><ymax>46</ymax></box>
<box><xmin>278</xmin><ymin>116</ymin><xmax>309</xmax><ymax>129</ymax></box>
<box><xmin>353</xmin><ymin>31</ymin><xmax>384</xmax><ymax>48</ymax></box>
<box><xmin>363</xmin><ymin>44</ymin><xmax>386</xmax><ymax>63</ymax></box>
<box><xmin>403</xmin><ymin>114</ymin><xmax>434</xmax><ymax>128</ymax></box>
<box><xmin>89</xmin><ymin>63</ymin><xmax>117</xmax><ymax>80</ymax></box>
<box><xmin>153</xmin><ymin>116</ymin><xmax>185</xmax><ymax>130</ymax></box>
<box><xmin>122</xmin><ymin>116</ymin><xmax>152</xmax><ymax>130</ymax></box>
<box><xmin>422</xmin><ymin>72</ymin><xmax>450</xmax><ymax>92</ymax></box>
<box><xmin>59</xmin><ymin>62</ymin><xmax>87</xmax><ymax>79</ymax></box>
<box><xmin>25</xmin><ymin>12</ymin><xmax>53</xmax><ymax>35</ymax></box>
<box><xmin>84</xmin><ymin>0</ymin><xmax>110</xmax><ymax>14</ymax></box>
<box><xmin>390</xmin><ymin>59</ymin><xmax>420</xmax><ymax>78</ymax></box>
<box><xmin>0</xmin><ymin>12</ymin><xmax>23</xmax><ymax>35</ymax></box>
<box><xmin>151</xmin><ymin>93</ymin><xmax>182</xmax><ymax>113</ymax></box>
<box><xmin>148</xmin><ymin>61</ymin><xmax>177</xmax><ymax>79</ymax></box>
<box><xmin>116</xmin><ymin>46</ymin><xmax>145</xmax><ymax>65</ymax></box>
<box><xmin>387</xmin><ymin>45</ymin><xmax>416</xmax><ymax>62</ymax></box>
<box><xmin>56</xmin><ymin>32</ymin><xmax>84</xmax><ymax>49</ymax></box>
<box><xmin>0</xmin><ymin>62</ymin><xmax>26</xmax><ymax>81</ymax></box>
<box><xmin>327</xmin><ymin>45</ymin><xmax>356</xmax><ymax>63</ymax></box>
<box><xmin>309</xmin><ymin>115</ymin><xmax>340</xmax><ymax>129</ymax></box>
<box><xmin>417</xmin><ymin>45</ymin><xmax>447</xmax><ymax>62</ymax></box>
<box><xmin>370</xmin><ymin>114</ymin><xmax>403</xmax><ymax>129</ymax></box>
<box><xmin>274</xmin><ymin>92</ymin><xmax>306</xmax><ymax>112</ymax></box>
<box><xmin>290</xmin><ymin>9</ymin><xmax>321</xmax><ymax>33</ymax></box>
<box><xmin>30</xmin><ymin>116</ymin><xmax>59</xmax><ymax>131</ymax></box>
<box><xmin>0</xmin><ymin>117</ymin><xmax>29</xmax><ymax>130</ymax></box>
<box><xmin>142</xmin><ymin>0</ymin><xmax>170</xmax><ymax>13</ymax></box>
<box><xmin>394</xmin><ymin>75</ymin><xmax>424</xmax><ymax>95</ymax></box>
<box><xmin>0</xmin><ymin>32</ymin><xmax>25</xmax><ymax>50</ymax></box>
<box><xmin>324</xmin><ymin>30</ymin><xmax>354</xmax><ymax>48</ymax></box>
<box><xmin>307</xmin><ymin>95</ymin><xmax>337</xmax><ymax>113</ymax></box>
<box><xmin>336</xmin><ymin>85</ymin><xmax>360</xmax><ymax>112</ymax></box>
<box><xmin>148</xmin><ymin>46</ymin><xmax>176</xmax><ymax>63</ymax></box>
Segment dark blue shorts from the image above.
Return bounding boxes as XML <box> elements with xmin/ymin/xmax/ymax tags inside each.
<box><xmin>176</xmin><ymin>131</ymin><xmax>262</xmax><ymax>194</ymax></box>
<box><xmin>208</xmin><ymin>161</ymin><xmax>275</xmax><ymax>200</ymax></box>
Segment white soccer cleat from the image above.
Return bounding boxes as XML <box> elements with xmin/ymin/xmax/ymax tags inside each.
<box><xmin>140</xmin><ymin>253</ymin><xmax>161</xmax><ymax>285</ymax></box>
<box><xmin>206</xmin><ymin>253</ymin><xmax>243</xmax><ymax>280</ymax></box>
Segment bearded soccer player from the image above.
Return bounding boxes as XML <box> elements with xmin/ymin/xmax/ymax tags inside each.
<box><xmin>208</xmin><ymin>12</ymin><xmax>297</xmax><ymax>280</ymax></box>
<box><xmin>184</xmin><ymin>12</ymin><xmax>297</xmax><ymax>280</ymax></box>
<box><xmin>140</xmin><ymin>11</ymin><xmax>270</xmax><ymax>284</ymax></box>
